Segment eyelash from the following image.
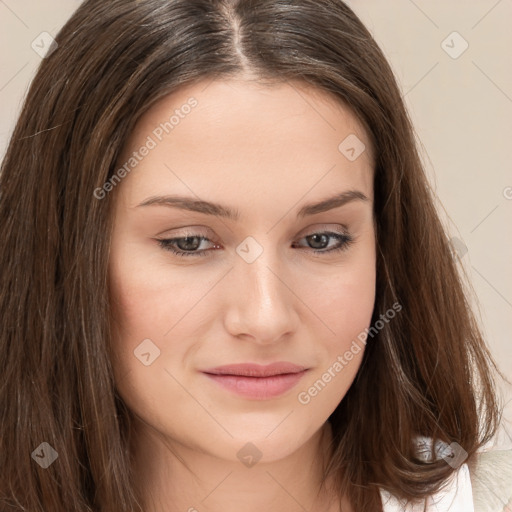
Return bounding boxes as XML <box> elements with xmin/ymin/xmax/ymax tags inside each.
<box><xmin>156</xmin><ymin>231</ymin><xmax>354</xmax><ymax>258</ymax></box>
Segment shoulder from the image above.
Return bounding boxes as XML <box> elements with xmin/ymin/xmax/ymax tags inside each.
<box><xmin>380</xmin><ymin>442</ymin><xmax>512</xmax><ymax>512</ymax></box>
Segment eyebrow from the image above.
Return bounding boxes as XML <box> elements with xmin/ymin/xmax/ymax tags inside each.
<box><xmin>136</xmin><ymin>190</ymin><xmax>368</xmax><ymax>220</ymax></box>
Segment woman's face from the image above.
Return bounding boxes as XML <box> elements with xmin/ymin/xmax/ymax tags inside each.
<box><xmin>108</xmin><ymin>78</ymin><xmax>376</xmax><ymax>464</ymax></box>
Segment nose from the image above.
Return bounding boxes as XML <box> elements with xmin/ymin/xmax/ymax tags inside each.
<box><xmin>223</xmin><ymin>240</ymin><xmax>299</xmax><ymax>345</ymax></box>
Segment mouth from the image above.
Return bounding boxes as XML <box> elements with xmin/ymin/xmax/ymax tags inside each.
<box><xmin>201</xmin><ymin>362</ymin><xmax>309</xmax><ymax>400</ymax></box>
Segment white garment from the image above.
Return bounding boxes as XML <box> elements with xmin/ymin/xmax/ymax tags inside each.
<box><xmin>379</xmin><ymin>436</ymin><xmax>475</xmax><ymax>511</ymax></box>
<box><xmin>379</xmin><ymin>437</ymin><xmax>512</xmax><ymax>511</ymax></box>
<box><xmin>380</xmin><ymin>462</ymin><xmax>474</xmax><ymax>512</ymax></box>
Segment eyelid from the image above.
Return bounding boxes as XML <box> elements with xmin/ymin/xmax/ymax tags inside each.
<box><xmin>156</xmin><ymin>224</ymin><xmax>353</xmax><ymax>250</ymax></box>
<box><xmin>156</xmin><ymin>225</ymin><xmax>214</xmax><ymax>238</ymax></box>
<box><xmin>161</xmin><ymin>223</ymin><xmax>350</xmax><ymax>237</ymax></box>
<box><xmin>300</xmin><ymin>224</ymin><xmax>350</xmax><ymax>236</ymax></box>
<box><xmin>156</xmin><ymin>224</ymin><xmax>355</xmax><ymax>259</ymax></box>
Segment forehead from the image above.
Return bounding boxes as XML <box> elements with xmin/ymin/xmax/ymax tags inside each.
<box><xmin>115</xmin><ymin>78</ymin><xmax>374</xmax><ymax>212</ymax></box>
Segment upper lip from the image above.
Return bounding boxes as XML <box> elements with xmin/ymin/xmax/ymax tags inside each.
<box><xmin>202</xmin><ymin>362</ymin><xmax>307</xmax><ymax>377</ymax></box>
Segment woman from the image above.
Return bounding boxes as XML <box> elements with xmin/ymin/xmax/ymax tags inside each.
<box><xmin>0</xmin><ymin>0</ymin><xmax>510</xmax><ymax>510</ymax></box>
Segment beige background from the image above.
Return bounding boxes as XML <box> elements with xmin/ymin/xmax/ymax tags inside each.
<box><xmin>0</xmin><ymin>1</ymin><xmax>511</xmax><ymax>449</ymax></box>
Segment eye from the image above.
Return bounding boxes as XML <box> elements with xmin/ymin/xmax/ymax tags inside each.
<box><xmin>292</xmin><ymin>231</ymin><xmax>354</xmax><ymax>254</ymax></box>
<box><xmin>156</xmin><ymin>230</ymin><xmax>354</xmax><ymax>258</ymax></box>
<box><xmin>157</xmin><ymin>235</ymin><xmax>217</xmax><ymax>258</ymax></box>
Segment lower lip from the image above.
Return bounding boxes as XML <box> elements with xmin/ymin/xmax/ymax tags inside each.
<box><xmin>202</xmin><ymin>371</ymin><xmax>308</xmax><ymax>400</ymax></box>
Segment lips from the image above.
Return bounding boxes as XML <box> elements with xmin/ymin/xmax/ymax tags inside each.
<box><xmin>202</xmin><ymin>362</ymin><xmax>307</xmax><ymax>377</ymax></box>
<box><xmin>201</xmin><ymin>362</ymin><xmax>308</xmax><ymax>400</ymax></box>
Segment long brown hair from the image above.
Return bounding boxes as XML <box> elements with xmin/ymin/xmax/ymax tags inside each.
<box><xmin>0</xmin><ymin>0</ymin><xmax>504</xmax><ymax>510</ymax></box>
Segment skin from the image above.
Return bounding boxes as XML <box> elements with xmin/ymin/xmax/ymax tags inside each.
<box><xmin>108</xmin><ymin>77</ymin><xmax>377</xmax><ymax>512</ymax></box>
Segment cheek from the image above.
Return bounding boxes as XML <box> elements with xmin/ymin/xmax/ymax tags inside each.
<box><xmin>108</xmin><ymin>241</ymin><xmax>185</xmax><ymax>338</ymax></box>
<box><xmin>335</xmin><ymin>269</ymin><xmax>376</xmax><ymax>338</ymax></box>
<box><xmin>295</xmin><ymin>266</ymin><xmax>375</xmax><ymax>411</ymax></box>
<box><xmin>296</xmin><ymin>239</ymin><xmax>376</xmax><ymax>401</ymax></box>
<box><xmin>305</xmin><ymin>242</ymin><xmax>376</xmax><ymax>346</ymax></box>
<box><xmin>107</xmin><ymin>250</ymin><xmax>167</xmax><ymax>385</ymax></box>
<box><xmin>110</xmin><ymin>272</ymin><xmax>156</xmax><ymax>332</ymax></box>
<box><xmin>107</xmin><ymin>244</ymin><xmax>211</xmax><ymax>399</ymax></box>
<box><xmin>107</xmin><ymin>265</ymin><xmax>180</xmax><ymax>428</ymax></box>
<box><xmin>312</xmin><ymin>272</ymin><xmax>375</xmax><ymax>368</ymax></box>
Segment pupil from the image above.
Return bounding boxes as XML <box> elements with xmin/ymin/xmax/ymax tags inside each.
<box><xmin>179</xmin><ymin>236</ymin><xmax>200</xmax><ymax>251</ymax></box>
<box><xmin>309</xmin><ymin>234</ymin><xmax>327</xmax><ymax>249</ymax></box>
